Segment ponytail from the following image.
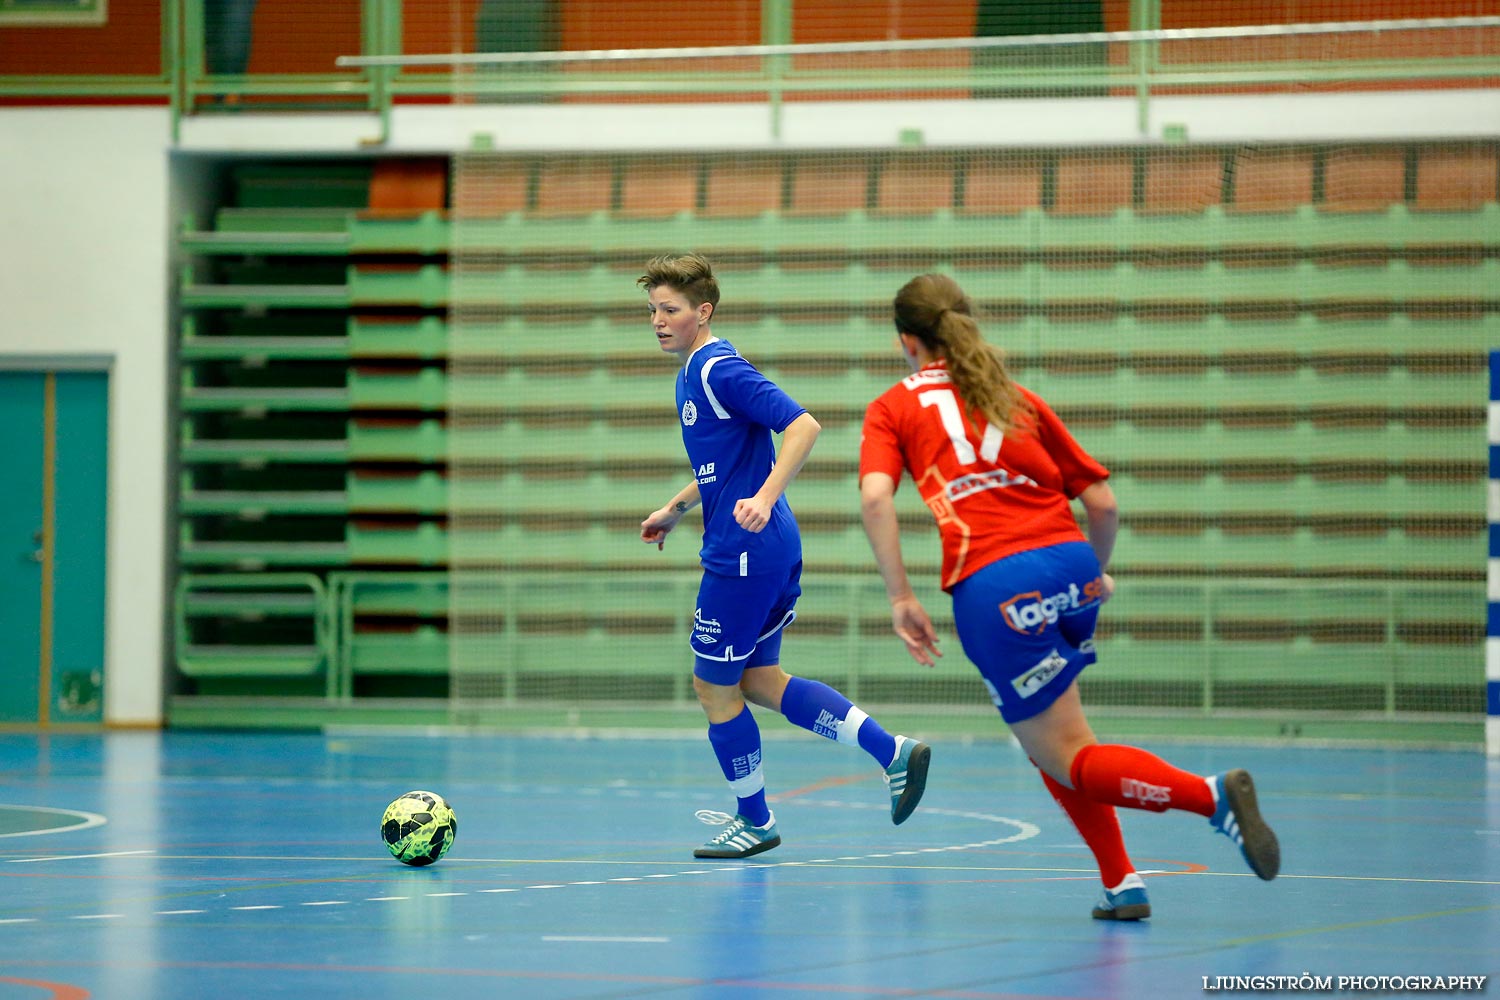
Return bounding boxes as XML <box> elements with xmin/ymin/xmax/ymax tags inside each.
<box><xmin>892</xmin><ymin>274</ymin><xmax>1031</xmax><ymax>434</ymax></box>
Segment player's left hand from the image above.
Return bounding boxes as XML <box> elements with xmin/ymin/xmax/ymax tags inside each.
<box><xmin>733</xmin><ymin>496</ymin><xmax>772</xmax><ymax>533</ymax></box>
<box><xmin>1098</xmin><ymin>572</ymin><xmax>1115</xmax><ymax>603</ymax></box>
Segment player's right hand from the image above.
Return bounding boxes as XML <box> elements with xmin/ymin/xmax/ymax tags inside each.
<box><xmin>640</xmin><ymin>508</ymin><xmax>678</xmax><ymax>550</ymax></box>
<box><xmin>891</xmin><ymin>596</ymin><xmax>942</xmax><ymax>667</ymax></box>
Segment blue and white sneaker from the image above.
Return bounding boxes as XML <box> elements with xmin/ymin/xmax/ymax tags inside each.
<box><xmin>694</xmin><ymin>812</ymin><xmax>781</xmax><ymax>859</ymax></box>
<box><xmin>1091</xmin><ymin>872</ymin><xmax>1151</xmax><ymax>921</ymax></box>
<box><xmin>885</xmin><ymin>735</ymin><xmax>931</xmax><ymax>825</ymax></box>
<box><xmin>1209</xmin><ymin>769</ymin><xmax>1280</xmax><ymax>880</ymax></box>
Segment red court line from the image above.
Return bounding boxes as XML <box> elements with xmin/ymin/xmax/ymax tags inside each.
<box><xmin>7</xmin><ymin>961</ymin><xmax>1088</xmax><ymax>999</ymax></box>
<box><xmin>0</xmin><ymin>978</ymin><xmax>90</xmax><ymax>1000</ymax></box>
<box><xmin>767</xmin><ymin>771</ymin><xmax>874</xmax><ymax>801</ymax></box>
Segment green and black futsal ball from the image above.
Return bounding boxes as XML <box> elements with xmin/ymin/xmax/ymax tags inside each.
<box><xmin>381</xmin><ymin>790</ymin><xmax>457</xmax><ymax>866</ymax></box>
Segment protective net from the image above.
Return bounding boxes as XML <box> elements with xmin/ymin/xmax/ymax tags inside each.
<box><xmin>433</xmin><ymin>9</ymin><xmax>1500</xmax><ymax>737</ymax></box>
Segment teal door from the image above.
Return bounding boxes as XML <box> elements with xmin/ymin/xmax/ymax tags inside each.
<box><xmin>0</xmin><ymin>370</ymin><xmax>108</xmax><ymax>724</ymax></box>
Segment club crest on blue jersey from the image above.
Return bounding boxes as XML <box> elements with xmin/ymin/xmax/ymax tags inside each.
<box><xmin>682</xmin><ymin>399</ymin><xmax>698</xmax><ymax>426</ymax></box>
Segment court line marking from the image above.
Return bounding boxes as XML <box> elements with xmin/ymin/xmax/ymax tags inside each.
<box><xmin>0</xmin><ymin>805</ymin><xmax>107</xmax><ymax>840</ymax></box>
<box><xmin>0</xmin><ymin>800</ymin><xmax>1044</xmax><ymax>926</ymax></box>
<box><xmin>22</xmin><ymin>789</ymin><xmax>1498</xmax><ymax>932</ymax></box>
<box><xmin>6</xmin><ymin>849</ymin><xmax>153</xmax><ymax>864</ymax></box>
<box><xmin>542</xmin><ymin>935</ymin><xmax>669</xmax><ymax>943</ymax></box>
<box><xmin>1222</xmin><ymin>902</ymin><xmax>1500</xmax><ymax>946</ymax></box>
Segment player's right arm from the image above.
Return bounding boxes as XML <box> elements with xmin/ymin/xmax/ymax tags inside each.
<box><xmin>641</xmin><ymin>480</ymin><xmax>701</xmax><ymax>550</ymax></box>
<box><xmin>1077</xmin><ymin>479</ymin><xmax>1117</xmax><ymax>602</ymax></box>
<box><xmin>860</xmin><ymin>471</ymin><xmax>941</xmax><ymax>667</ymax></box>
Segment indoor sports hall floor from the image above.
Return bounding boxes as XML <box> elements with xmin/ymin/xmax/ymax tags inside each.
<box><xmin>0</xmin><ymin>728</ymin><xmax>1495</xmax><ymax>1000</ymax></box>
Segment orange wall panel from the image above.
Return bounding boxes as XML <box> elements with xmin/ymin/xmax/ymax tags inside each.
<box><xmin>0</xmin><ymin>0</ymin><xmax>161</xmax><ymax>76</ymax></box>
<box><xmin>1160</xmin><ymin>0</ymin><xmax>1500</xmax><ymax>27</ymax></box>
<box><xmin>243</xmin><ymin>0</ymin><xmax>362</xmax><ymax>75</ymax></box>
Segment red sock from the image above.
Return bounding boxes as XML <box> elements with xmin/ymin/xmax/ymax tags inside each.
<box><xmin>1070</xmin><ymin>743</ymin><xmax>1214</xmax><ymax>817</ymax></box>
<box><xmin>1038</xmin><ymin>768</ymin><xmax>1134</xmax><ymax>888</ymax></box>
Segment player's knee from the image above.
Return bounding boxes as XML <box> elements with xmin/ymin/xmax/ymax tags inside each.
<box><xmin>693</xmin><ymin>674</ymin><xmax>742</xmax><ymax>712</ymax></box>
<box><xmin>739</xmin><ymin>666</ymin><xmax>790</xmax><ymax>710</ymax></box>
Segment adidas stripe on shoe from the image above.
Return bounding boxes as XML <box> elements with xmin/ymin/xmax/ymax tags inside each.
<box><xmin>1209</xmin><ymin>769</ymin><xmax>1280</xmax><ymax>880</ymax></box>
<box><xmin>884</xmin><ymin>735</ymin><xmax>931</xmax><ymax>825</ymax></box>
<box><xmin>694</xmin><ymin>812</ymin><xmax>782</xmax><ymax>860</ymax></box>
<box><xmin>1091</xmin><ymin>872</ymin><xmax>1151</xmax><ymax>921</ymax></box>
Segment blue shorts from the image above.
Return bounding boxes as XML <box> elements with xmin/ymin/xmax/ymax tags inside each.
<box><xmin>690</xmin><ymin>561</ymin><xmax>802</xmax><ymax>685</ymax></box>
<box><xmin>951</xmin><ymin>541</ymin><xmax>1106</xmax><ymax>724</ymax></box>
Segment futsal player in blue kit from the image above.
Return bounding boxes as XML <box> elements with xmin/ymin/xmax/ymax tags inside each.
<box><xmin>637</xmin><ymin>253</ymin><xmax>931</xmax><ymax>859</ymax></box>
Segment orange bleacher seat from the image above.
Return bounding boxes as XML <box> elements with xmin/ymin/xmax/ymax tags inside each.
<box><xmin>788</xmin><ymin>158</ymin><xmax>871</xmax><ymax>216</ymax></box>
<box><xmin>533</xmin><ymin>159</ymin><xmax>615</xmax><ymax>217</ymax></box>
<box><xmin>1229</xmin><ymin>148</ymin><xmax>1314</xmax><ymax>212</ymax></box>
<box><xmin>618</xmin><ymin>158</ymin><xmax>700</xmax><ymax>218</ymax></box>
<box><xmin>1415</xmin><ymin>145</ymin><xmax>1499</xmax><ymax>210</ymax></box>
<box><xmin>1142</xmin><ymin>150</ymin><xmax>1225</xmax><ymax>214</ymax></box>
<box><xmin>959</xmin><ymin>157</ymin><xmax>1042</xmax><ymax>215</ymax></box>
<box><xmin>1322</xmin><ymin>146</ymin><xmax>1407</xmax><ymax>212</ymax></box>
<box><xmin>875</xmin><ymin>155</ymin><xmax>957</xmax><ymax>214</ymax></box>
<box><xmin>449</xmin><ymin>160</ymin><xmax>531</xmax><ymax>217</ymax></box>
<box><xmin>702</xmin><ymin>156</ymin><xmax>785</xmax><ymax>217</ymax></box>
<box><xmin>368</xmin><ymin>158</ymin><xmax>448</xmax><ymax>214</ymax></box>
<box><xmin>1053</xmin><ymin>153</ymin><xmax>1134</xmax><ymax>216</ymax></box>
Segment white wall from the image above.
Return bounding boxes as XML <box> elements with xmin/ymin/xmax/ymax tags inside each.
<box><xmin>179</xmin><ymin>90</ymin><xmax>1500</xmax><ymax>151</ymax></box>
<box><xmin>0</xmin><ymin>107</ymin><xmax>171</xmax><ymax>727</ymax></box>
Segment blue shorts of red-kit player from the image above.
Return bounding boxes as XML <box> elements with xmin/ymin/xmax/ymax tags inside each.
<box><xmin>951</xmin><ymin>541</ymin><xmax>1106</xmax><ymax>724</ymax></box>
<box><xmin>690</xmin><ymin>561</ymin><xmax>802</xmax><ymax>685</ymax></box>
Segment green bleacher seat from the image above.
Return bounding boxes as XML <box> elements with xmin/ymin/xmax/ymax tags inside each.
<box><xmin>347</xmin><ymin>265</ymin><xmax>449</xmax><ymax>307</ymax></box>
<box><xmin>348</xmin><ymin>419</ymin><xmax>446</xmax><ymax>462</ymax></box>
<box><xmin>348</xmin><ymin>470</ymin><xmax>447</xmax><ymax>513</ymax></box>
<box><xmin>348</xmin><ymin>626</ymin><xmax>449</xmax><ymax>675</ymax></box>
<box><xmin>349</xmin><ymin>317</ymin><xmax>448</xmax><ymax>359</ymax></box>
<box><xmin>231</xmin><ymin>162</ymin><xmax>371</xmax><ymax>209</ymax></box>
<box><xmin>213</xmin><ymin>207</ymin><xmax>351</xmax><ymax>233</ymax></box>
<box><xmin>348</xmin><ymin>368</ymin><xmax>447</xmax><ymax>410</ymax></box>
<box><xmin>348</xmin><ymin>211</ymin><xmax>449</xmax><ymax>255</ymax></box>
<box><xmin>1112</xmin><ymin>473</ymin><xmax>1482</xmax><ymax>518</ymax></box>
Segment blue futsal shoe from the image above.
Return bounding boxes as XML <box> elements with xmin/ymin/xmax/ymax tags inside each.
<box><xmin>1091</xmin><ymin>872</ymin><xmax>1151</xmax><ymax>921</ymax></box>
<box><xmin>1209</xmin><ymin>769</ymin><xmax>1280</xmax><ymax>880</ymax></box>
<box><xmin>885</xmin><ymin>735</ymin><xmax>931</xmax><ymax>825</ymax></box>
<box><xmin>694</xmin><ymin>812</ymin><xmax>781</xmax><ymax>859</ymax></box>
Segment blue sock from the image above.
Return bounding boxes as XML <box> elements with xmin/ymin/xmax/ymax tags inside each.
<box><xmin>707</xmin><ymin>705</ymin><xmax>770</xmax><ymax>827</ymax></box>
<box><xmin>781</xmin><ymin>676</ymin><xmax>898</xmax><ymax>768</ymax></box>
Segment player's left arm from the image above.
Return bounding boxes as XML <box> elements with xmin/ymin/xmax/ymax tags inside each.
<box><xmin>735</xmin><ymin>411</ymin><xmax>820</xmax><ymax>533</ymax></box>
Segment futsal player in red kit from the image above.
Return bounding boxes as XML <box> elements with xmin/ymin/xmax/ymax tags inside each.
<box><xmin>858</xmin><ymin>273</ymin><xmax>1279</xmax><ymax>920</ymax></box>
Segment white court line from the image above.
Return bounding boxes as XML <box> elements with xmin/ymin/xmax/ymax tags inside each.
<box><xmin>543</xmin><ymin>935</ymin><xmax>669</xmax><ymax>943</ymax></box>
<box><xmin>0</xmin><ymin>795</ymin><xmax>1045</xmax><ymax>930</ymax></box>
<box><xmin>6</xmin><ymin>849</ymin><xmax>154</xmax><ymax>864</ymax></box>
<box><xmin>0</xmin><ymin>805</ymin><xmax>108</xmax><ymax>839</ymax></box>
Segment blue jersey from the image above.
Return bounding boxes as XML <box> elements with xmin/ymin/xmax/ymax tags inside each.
<box><xmin>677</xmin><ymin>338</ymin><xmax>806</xmax><ymax>577</ymax></box>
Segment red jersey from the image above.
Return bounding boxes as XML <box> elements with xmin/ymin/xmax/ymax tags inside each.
<box><xmin>859</xmin><ymin>361</ymin><xmax>1109</xmax><ymax>591</ymax></box>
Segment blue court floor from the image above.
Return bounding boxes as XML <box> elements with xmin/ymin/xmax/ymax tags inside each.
<box><xmin>0</xmin><ymin>728</ymin><xmax>1495</xmax><ymax>1000</ymax></box>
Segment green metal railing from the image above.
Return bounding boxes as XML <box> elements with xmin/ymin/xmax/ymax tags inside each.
<box><xmin>0</xmin><ymin>3</ymin><xmax>1495</xmax><ymax>145</ymax></box>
